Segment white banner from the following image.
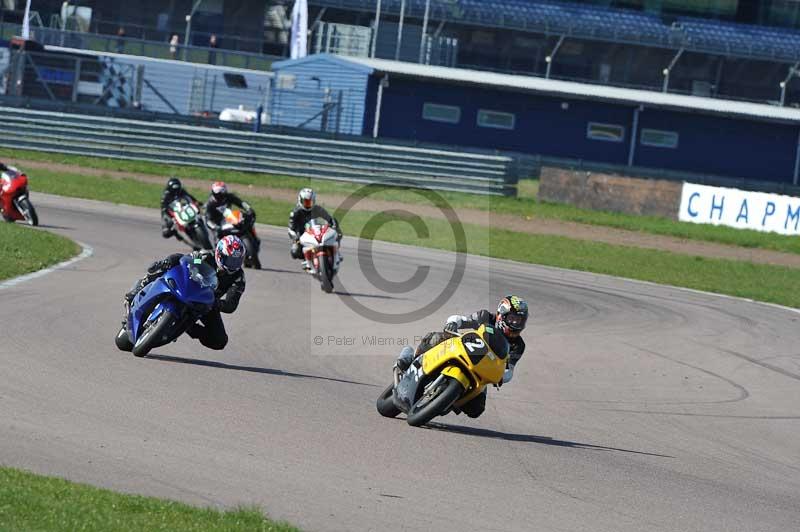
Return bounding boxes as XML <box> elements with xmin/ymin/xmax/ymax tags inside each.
<box><xmin>679</xmin><ymin>182</ymin><xmax>800</xmax><ymax>236</ymax></box>
<box><xmin>290</xmin><ymin>0</ymin><xmax>308</xmax><ymax>59</ymax></box>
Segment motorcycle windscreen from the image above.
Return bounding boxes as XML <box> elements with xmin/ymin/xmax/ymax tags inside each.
<box><xmin>304</xmin><ymin>217</ymin><xmax>331</xmax><ymax>241</ymax></box>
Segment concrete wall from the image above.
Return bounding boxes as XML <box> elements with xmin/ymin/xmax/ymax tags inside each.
<box><xmin>538</xmin><ymin>167</ymin><xmax>683</xmax><ymax>219</ymax></box>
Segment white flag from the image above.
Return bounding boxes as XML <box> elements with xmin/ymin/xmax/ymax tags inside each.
<box><xmin>21</xmin><ymin>0</ymin><xmax>32</xmax><ymax>40</ymax></box>
<box><xmin>290</xmin><ymin>0</ymin><xmax>308</xmax><ymax>59</ymax></box>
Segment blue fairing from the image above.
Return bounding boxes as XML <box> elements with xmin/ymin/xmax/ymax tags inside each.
<box><xmin>127</xmin><ymin>256</ymin><xmax>217</xmax><ymax>344</ymax></box>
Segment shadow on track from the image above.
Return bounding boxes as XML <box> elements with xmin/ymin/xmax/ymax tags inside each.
<box><xmin>252</xmin><ymin>267</ymin><xmax>306</xmax><ymax>276</ymax></box>
<box><xmin>334</xmin><ymin>290</ymin><xmax>408</xmax><ymax>300</ymax></box>
<box><xmin>37</xmin><ymin>224</ymin><xmax>75</xmax><ymax>231</ymax></box>
<box><xmin>145</xmin><ymin>353</ymin><xmax>378</xmax><ymax>388</ymax></box>
<box><xmin>425</xmin><ymin>422</ymin><xmax>673</xmax><ymax>458</ymax></box>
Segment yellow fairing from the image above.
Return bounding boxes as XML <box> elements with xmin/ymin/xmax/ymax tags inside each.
<box><xmin>420</xmin><ymin>337</ymin><xmax>461</xmax><ymax>374</ymax></box>
<box><xmin>418</xmin><ymin>324</ymin><xmax>507</xmax><ymax>406</ymax></box>
<box><xmin>441</xmin><ymin>366</ymin><xmax>471</xmax><ymax>390</ymax></box>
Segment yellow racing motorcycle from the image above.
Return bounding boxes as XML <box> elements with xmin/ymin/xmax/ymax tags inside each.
<box><xmin>376</xmin><ymin>324</ymin><xmax>508</xmax><ymax>427</ymax></box>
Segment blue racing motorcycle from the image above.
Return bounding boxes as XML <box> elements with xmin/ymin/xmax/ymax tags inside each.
<box><xmin>115</xmin><ymin>256</ymin><xmax>218</xmax><ymax>357</ymax></box>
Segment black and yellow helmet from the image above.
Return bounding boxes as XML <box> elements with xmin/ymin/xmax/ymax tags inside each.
<box><xmin>496</xmin><ymin>295</ymin><xmax>529</xmax><ymax>336</ymax></box>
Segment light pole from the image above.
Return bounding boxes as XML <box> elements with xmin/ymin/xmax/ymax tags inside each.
<box><xmin>780</xmin><ymin>62</ymin><xmax>799</xmax><ymax>106</ymax></box>
<box><xmin>183</xmin><ymin>0</ymin><xmax>204</xmax><ymax>61</ymax></box>
<box><xmin>370</xmin><ymin>0</ymin><xmax>381</xmax><ymax>58</ymax></box>
<box><xmin>418</xmin><ymin>0</ymin><xmax>430</xmax><ymax>64</ymax></box>
<box><xmin>662</xmin><ymin>48</ymin><xmax>684</xmax><ymax>93</ymax></box>
<box><xmin>545</xmin><ymin>36</ymin><xmax>564</xmax><ymax>79</ymax></box>
<box><xmin>21</xmin><ymin>0</ymin><xmax>32</xmax><ymax>40</ymax></box>
<box><xmin>394</xmin><ymin>0</ymin><xmax>406</xmax><ymax>61</ymax></box>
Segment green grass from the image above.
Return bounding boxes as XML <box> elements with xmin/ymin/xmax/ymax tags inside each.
<box><xmin>27</xmin><ymin>169</ymin><xmax>292</xmax><ymax>227</ymax></box>
<box><xmin>517</xmin><ymin>178</ymin><xmax>539</xmax><ymax>200</ymax></box>
<box><xmin>6</xmin><ymin>148</ymin><xmax>800</xmax><ymax>255</ymax></box>
<box><xmin>0</xmin><ymin>223</ymin><xmax>80</xmax><ymax>281</ymax></box>
<box><xmin>340</xmin><ymin>210</ymin><xmax>800</xmax><ymax>308</ymax></box>
<box><xmin>0</xmin><ymin>466</ymin><xmax>299</xmax><ymax>532</ymax></box>
<box><xmin>25</xmin><ymin>167</ymin><xmax>800</xmax><ymax>308</ymax></box>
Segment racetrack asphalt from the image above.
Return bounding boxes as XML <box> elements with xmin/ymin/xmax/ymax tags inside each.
<box><xmin>1</xmin><ymin>193</ymin><xmax>799</xmax><ymax>532</ymax></box>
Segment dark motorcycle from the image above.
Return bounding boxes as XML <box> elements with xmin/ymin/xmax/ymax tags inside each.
<box><xmin>167</xmin><ymin>197</ymin><xmax>212</xmax><ymax>250</ymax></box>
<box><xmin>215</xmin><ymin>206</ymin><xmax>262</xmax><ymax>269</ymax></box>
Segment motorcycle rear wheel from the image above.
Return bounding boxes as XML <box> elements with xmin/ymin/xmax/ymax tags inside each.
<box><xmin>376</xmin><ymin>384</ymin><xmax>401</xmax><ymax>418</ymax></box>
<box><xmin>132</xmin><ymin>310</ymin><xmax>175</xmax><ymax>358</ymax></box>
<box><xmin>406</xmin><ymin>376</ymin><xmax>463</xmax><ymax>427</ymax></box>
<box><xmin>114</xmin><ymin>325</ymin><xmax>133</xmax><ymax>352</ymax></box>
<box><xmin>243</xmin><ymin>235</ymin><xmax>261</xmax><ymax>269</ymax></box>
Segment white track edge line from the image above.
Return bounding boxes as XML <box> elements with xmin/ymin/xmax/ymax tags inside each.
<box><xmin>0</xmin><ymin>242</ymin><xmax>94</xmax><ymax>290</ymax></box>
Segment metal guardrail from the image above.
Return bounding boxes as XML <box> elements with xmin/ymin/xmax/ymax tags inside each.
<box><xmin>0</xmin><ymin>107</ymin><xmax>516</xmax><ymax>196</ymax></box>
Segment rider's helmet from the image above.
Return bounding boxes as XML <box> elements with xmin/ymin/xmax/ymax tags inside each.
<box><xmin>166</xmin><ymin>177</ymin><xmax>182</xmax><ymax>194</ymax></box>
<box><xmin>298</xmin><ymin>187</ymin><xmax>316</xmax><ymax>211</ymax></box>
<box><xmin>215</xmin><ymin>235</ymin><xmax>245</xmax><ymax>273</ymax></box>
<box><xmin>496</xmin><ymin>295</ymin><xmax>529</xmax><ymax>338</ymax></box>
<box><xmin>1</xmin><ymin>165</ymin><xmax>19</xmax><ymax>180</ymax></box>
<box><xmin>211</xmin><ymin>181</ymin><xmax>228</xmax><ymax>202</ymax></box>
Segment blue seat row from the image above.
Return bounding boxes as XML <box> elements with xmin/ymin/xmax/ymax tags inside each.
<box><xmin>676</xmin><ymin>17</ymin><xmax>800</xmax><ymax>61</ymax></box>
<box><xmin>308</xmin><ymin>0</ymin><xmax>800</xmax><ymax>61</ymax></box>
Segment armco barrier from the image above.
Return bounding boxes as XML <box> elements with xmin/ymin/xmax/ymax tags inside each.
<box><xmin>0</xmin><ymin>107</ymin><xmax>516</xmax><ymax>196</ymax></box>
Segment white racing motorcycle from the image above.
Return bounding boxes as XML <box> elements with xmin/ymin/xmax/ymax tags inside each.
<box><xmin>299</xmin><ymin>217</ymin><xmax>341</xmax><ymax>293</ymax></box>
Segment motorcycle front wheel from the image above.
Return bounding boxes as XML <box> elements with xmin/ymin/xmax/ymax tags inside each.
<box><xmin>195</xmin><ymin>223</ymin><xmax>213</xmax><ymax>250</ymax></box>
<box><xmin>132</xmin><ymin>310</ymin><xmax>175</xmax><ymax>358</ymax></box>
<box><xmin>17</xmin><ymin>197</ymin><xmax>38</xmax><ymax>226</ymax></box>
<box><xmin>318</xmin><ymin>255</ymin><xmax>334</xmax><ymax>293</ymax></box>
<box><xmin>406</xmin><ymin>376</ymin><xmax>463</xmax><ymax>427</ymax></box>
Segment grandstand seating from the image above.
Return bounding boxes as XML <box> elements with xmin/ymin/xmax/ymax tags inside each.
<box><xmin>676</xmin><ymin>18</ymin><xmax>800</xmax><ymax>63</ymax></box>
<box><xmin>309</xmin><ymin>0</ymin><xmax>800</xmax><ymax>62</ymax></box>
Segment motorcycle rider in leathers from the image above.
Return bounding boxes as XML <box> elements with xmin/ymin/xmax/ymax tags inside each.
<box><xmin>0</xmin><ymin>162</ymin><xmax>23</xmax><ymax>222</ymax></box>
<box><xmin>395</xmin><ymin>295</ymin><xmax>529</xmax><ymax>419</ymax></box>
<box><xmin>204</xmin><ymin>181</ymin><xmax>257</xmax><ymax>240</ymax></box>
<box><xmin>115</xmin><ymin>236</ymin><xmax>246</xmax><ymax>352</ymax></box>
<box><xmin>160</xmin><ymin>177</ymin><xmax>201</xmax><ymax>238</ymax></box>
<box><xmin>288</xmin><ymin>187</ymin><xmax>342</xmax><ymax>270</ymax></box>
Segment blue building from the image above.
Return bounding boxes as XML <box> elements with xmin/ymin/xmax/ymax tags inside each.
<box><xmin>270</xmin><ymin>55</ymin><xmax>373</xmax><ymax>135</ymax></box>
<box><xmin>272</xmin><ymin>54</ymin><xmax>800</xmax><ymax>185</ymax></box>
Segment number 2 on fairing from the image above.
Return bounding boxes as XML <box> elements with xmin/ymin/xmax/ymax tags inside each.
<box><xmin>464</xmin><ymin>338</ymin><xmax>485</xmax><ymax>352</ymax></box>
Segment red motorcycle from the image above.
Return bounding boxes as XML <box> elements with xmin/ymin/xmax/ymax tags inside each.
<box><xmin>1</xmin><ymin>167</ymin><xmax>38</xmax><ymax>226</ymax></box>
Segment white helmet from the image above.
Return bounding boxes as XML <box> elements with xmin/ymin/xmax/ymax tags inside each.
<box><xmin>298</xmin><ymin>187</ymin><xmax>316</xmax><ymax>211</ymax></box>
